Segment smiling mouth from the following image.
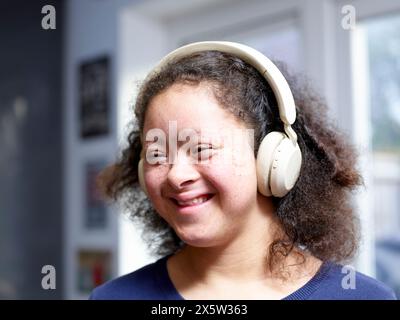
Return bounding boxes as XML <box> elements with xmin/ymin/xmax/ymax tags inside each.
<box><xmin>170</xmin><ymin>194</ymin><xmax>215</xmax><ymax>208</ymax></box>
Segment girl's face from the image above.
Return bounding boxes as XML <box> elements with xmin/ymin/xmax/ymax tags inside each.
<box><xmin>142</xmin><ymin>82</ymin><xmax>262</xmax><ymax>247</ymax></box>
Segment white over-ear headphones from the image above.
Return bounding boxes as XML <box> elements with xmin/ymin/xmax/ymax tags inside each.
<box><xmin>138</xmin><ymin>41</ymin><xmax>302</xmax><ymax>198</ymax></box>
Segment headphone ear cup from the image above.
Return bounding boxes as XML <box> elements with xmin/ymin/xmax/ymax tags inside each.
<box><xmin>270</xmin><ymin>137</ymin><xmax>302</xmax><ymax>197</ymax></box>
<box><xmin>256</xmin><ymin>131</ymin><xmax>302</xmax><ymax>197</ymax></box>
<box><xmin>256</xmin><ymin>132</ymin><xmax>286</xmax><ymax>196</ymax></box>
<box><xmin>138</xmin><ymin>159</ymin><xmax>148</xmax><ymax>196</ymax></box>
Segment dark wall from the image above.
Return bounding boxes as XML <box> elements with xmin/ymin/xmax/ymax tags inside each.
<box><xmin>0</xmin><ymin>0</ymin><xmax>63</xmax><ymax>299</ymax></box>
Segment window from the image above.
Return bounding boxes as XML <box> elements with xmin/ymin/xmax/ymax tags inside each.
<box><xmin>359</xmin><ymin>13</ymin><xmax>400</xmax><ymax>298</ymax></box>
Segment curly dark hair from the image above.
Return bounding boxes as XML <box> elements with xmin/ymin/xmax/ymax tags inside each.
<box><xmin>98</xmin><ymin>50</ymin><xmax>363</xmax><ymax>274</ymax></box>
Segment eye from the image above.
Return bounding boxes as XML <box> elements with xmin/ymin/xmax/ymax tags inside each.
<box><xmin>146</xmin><ymin>149</ymin><xmax>168</xmax><ymax>164</ymax></box>
<box><xmin>192</xmin><ymin>144</ymin><xmax>215</xmax><ymax>161</ymax></box>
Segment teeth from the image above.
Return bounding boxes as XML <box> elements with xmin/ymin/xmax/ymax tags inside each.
<box><xmin>177</xmin><ymin>196</ymin><xmax>209</xmax><ymax>206</ymax></box>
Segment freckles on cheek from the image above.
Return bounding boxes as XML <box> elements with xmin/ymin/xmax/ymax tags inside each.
<box><xmin>204</xmin><ymin>168</ymin><xmax>232</xmax><ymax>197</ymax></box>
<box><xmin>208</xmin><ymin>163</ymin><xmax>257</xmax><ymax>202</ymax></box>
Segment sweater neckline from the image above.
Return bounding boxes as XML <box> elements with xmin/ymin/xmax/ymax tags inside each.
<box><xmin>156</xmin><ymin>254</ymin><xmax>332</xmax><ymax>300</ymax></box>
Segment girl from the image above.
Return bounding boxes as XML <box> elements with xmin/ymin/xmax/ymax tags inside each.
<box><xmin>90</xmin><ymin>41</ymin><xmax>396</xmax><ymax>300</ymax></box>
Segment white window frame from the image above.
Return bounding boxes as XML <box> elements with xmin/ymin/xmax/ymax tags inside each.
<box><xmin>334</xmin><ymin>0</ymin><xmax>400</xmax><ymax>276</ymax></box>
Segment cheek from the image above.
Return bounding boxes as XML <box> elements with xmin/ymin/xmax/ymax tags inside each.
<box><xmin>144</xmin><ymin>167</ymin><xmax>168</xmax><ymax>199</ymax></box>
<box><xmin>144</xmin><ymin>168</ymin><xmax>173</xmax><ymax>222</ymax></box>
<box><xmin>214</xmin><ymin>142</ymin><xmax>257</xmax><ymax>183</ymax></box>
<box><xmin>203</xmin><ymin>158</ymin><xmax>258</xmax><ymax>203</ymax></box>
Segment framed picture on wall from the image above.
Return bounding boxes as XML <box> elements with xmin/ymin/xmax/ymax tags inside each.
<box><xmin>79</xmin><ymin>56</ymin><xmax>110</xmax><ymax>139</ymax></box>
<box><xmin>77</xmin><ymin>249</ymin><xmax>112</xmax><ymax>294</ymax></box>
<box><xmin>84</xmin><ymin>160</ymin><xmax>108</xmax><ymax>230</ymax></box>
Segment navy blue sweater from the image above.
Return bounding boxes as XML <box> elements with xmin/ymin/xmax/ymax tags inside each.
<box><xmin>89</xmin><ymin>255</ymin><xmax>396</xmax><ymax>300</ymax></box>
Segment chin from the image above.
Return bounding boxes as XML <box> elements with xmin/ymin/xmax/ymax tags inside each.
<box><xmin>175</xmin><ymin>227</ymin><xmax>225</xmax><ymax>248</ymax></box>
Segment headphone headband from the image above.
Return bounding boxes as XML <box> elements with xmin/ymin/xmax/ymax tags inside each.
<box><xmin>149</xmin><ymin>41</ymin><xmax>297</xmax><ymax>127</ymax></box>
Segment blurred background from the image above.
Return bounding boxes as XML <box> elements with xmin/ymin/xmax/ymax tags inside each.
<box><xmin>0</xmin><ymin>0</ymin><xmax>399</xmax><ymax>299</ymax></box>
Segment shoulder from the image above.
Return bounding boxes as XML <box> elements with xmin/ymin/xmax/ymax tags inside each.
<box><xmin>309</xmin><ymin>262</ymin><xmax>397</xmax><ymax>300</ymax></box>
<box><xmin>89</xmin><ymin>256</ymin><xmax>168</xmax><ymax>300</ymax></box>
<box><xmin>351</xmin><ymin>268</ymin><xmax>397</xmax><ymax>299</ymax></box>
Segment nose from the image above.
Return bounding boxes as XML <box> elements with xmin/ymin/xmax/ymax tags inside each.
<box><xmin>167</xmin><ymin>155</ymin><xmax>201</xmax><ymax>191</ymax></box>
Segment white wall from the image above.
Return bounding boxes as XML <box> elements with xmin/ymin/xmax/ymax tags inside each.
<box><xmin>63</xmin><ymin>0</ymin><xmax>134</xmax><ymax>300</ymax></box>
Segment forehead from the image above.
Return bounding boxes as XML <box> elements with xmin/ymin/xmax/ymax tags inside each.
<box><xmin>143</xmin><ymin>83</ymin><xmax>244</xmax><ymax>134</ymax></box>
